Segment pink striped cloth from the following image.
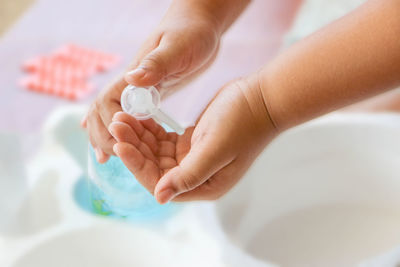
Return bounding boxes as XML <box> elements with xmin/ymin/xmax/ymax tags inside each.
<box><xmin>20</xmin><ymin>44</ymin><xmax>120</xmax><ymax>100</ymax></box>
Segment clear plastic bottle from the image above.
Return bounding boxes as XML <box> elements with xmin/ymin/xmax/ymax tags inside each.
<box><xmin>87</xmin><ymin>143</ymin><xmax>178</xmax><ymax>219</ymax></box>
<box><xmin>87</xmin><ymin>85</ymin><xmax>184</xmax><ymax>220</ymax></box>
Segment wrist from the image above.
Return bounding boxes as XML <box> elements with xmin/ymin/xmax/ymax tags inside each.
<box><xmin>161</xmin><ymin>0</ymin><xmax>222</xmax><ymax>40</ymax></box>
<box><xmin>257</xmin><ymin>65</ymin><xmax>294</xmax><ymax>133</ymax></box>
<box><xmin>170</xmin><ymin>0</ymin><xmax>250</xmax><ymax>36</ymax></box>
<box><xmin>237</xmin><ymin>72</ymin><xmax>280</xmax><ymax>143</ymax></box>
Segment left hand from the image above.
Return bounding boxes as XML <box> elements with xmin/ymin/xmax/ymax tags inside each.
<box><xmin>109</xmin><ymin>73</ymin><xmax>278</xmax><ymax>203</ymax></box>
<box><xmin>82</xmin><ymin>10</ymin><xmax>221</xmax><ymax>164</ymax></box>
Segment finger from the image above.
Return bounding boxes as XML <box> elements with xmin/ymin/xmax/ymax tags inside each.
<box><xmin>172</xmin><ymin>159</ymin><xmax>241</xmax><ymax>202</ymax></box>
<box><xmin>97</xmin><ymin>77</ymin><xmax>126</xmax><ymax>132</ymax></box>
<box><xmin>89</xmin><ymin>141</ymin><xmax>110</xmax><ymax>164</ymax></box>
<box><xmin>88</xmin><ymin>135</ymin><xmax>110</xmax><ymax>163</ymax></box>
<box><xmin>157</xmin><ymin>141</ymin><xmax>175</xmax><ymax>157</ymax></box>
<box><xmin>125</xmin><ymin>41</ymin><xmax>186</xmax><ymax>88</ymax></box>
<box><xmin>113</xmin><ymin>111</ymin><xmax>145</xmax><ymax>135</ymax></box>
<box><xmin>154</xmin><ymin>137</ymin><xmax>235</xmax><ymax>204</ymax></box>
<box><xmin>113</xmin><ymin>142</ymin><xmax>160</xmax><ymax>194</ymax></box>
<box><xmin>158</xmin><ymin>156</ymin><xmax>177</xmax><ymax>170</ymax></box>
<box><xmin>87</xmin><ymin>110</ymin><xmax>116</xmax><ymax>161</ymax></box>
<box><xmin>109</xmin><ymin>121</ymin><xmax>140</xmax><ymax>146</ymax></box>
<box><xmin>94</xmin><ymin>147</ymin><xmax>110</xmax><ymax>164</ymax></box>
<box><xmin>127</xmin><ymin>32</ymin><xmax>163</xmax><ymax>71</ymax></box>
<box><xmin>80</xmin><ymin>114</ymin><xmax>88</xmax><ymax>128</ymax></box>
<box><xmin>141</xmin><ymin>118</ymin><xmax>170</xmax><ymax>140</ymax></box>
<box><xmin>155</xmin><ymin>47</ymin><xmax>219</xmax><ymax>99</ymax></box>
<box><xmin>110</xmin><ymin>121</ymin><xmax>177</xmax><ymax>183</ymax></box>
<box><xmin>175</xmin><ymin>127</ymin><xmax>194</xmax><ymax>163</ymax></box>
<box><xmin>112</xmin><ymin>112</ymin><xmax>165</xmax><ymax>154</ymax></box>
<box><xmin>109</xmin><ymin>121</ymin><xmax>157</xmax><ymax>163</ymax></box>
<box><xmin>86</xmin><ymin>76</ymin><xmax>127</xmax><ymax>160</ymax></box>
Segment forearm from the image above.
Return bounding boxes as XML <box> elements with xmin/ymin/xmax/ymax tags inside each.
<box><xmin>260</xmin><ymin>0</ymin><xmax>400</xmax><ymax>131</ymax></box>
<box><xmin>164</xmin><ymin>0</ymin><xmax>251</xmax><ymax>35</ymax></box>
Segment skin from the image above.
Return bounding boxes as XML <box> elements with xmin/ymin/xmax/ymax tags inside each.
<box><xmin>82</xmin><ymin>0</ymin><xmax>251</xmax><ymax>163</ymax></box>
<box><xmin>90</xmin><ymin>0</ymin><xmax>400</xmax><ymax>204</ymax></box>
<box><xmin>110</xmin><ymin>75</ymin><xmax>276</xmax><ymax>203</ymax></box>
<box><xmin>261</xmin><ymin>0</ymin><xmax>400</xmax><ymax>130</ymax></box>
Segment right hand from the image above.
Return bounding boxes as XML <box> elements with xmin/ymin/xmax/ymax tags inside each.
<box><xmin>109</xmin><ymin>73</ymin><xmax>278</xmax><ymax>203</ymax></box>
<box><xmin>83</xmin><ymin>11</ymin><xmax>221</xmax><ymax>163</ymax></box>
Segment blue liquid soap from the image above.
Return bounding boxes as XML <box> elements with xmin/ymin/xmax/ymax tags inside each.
<box><xmin>87</xmin><ymin>85</ymin><xmax>184</xmax><ymax>221</ymax></box>
<box><xmin>87</xmin><ymin>144</ymin><xmax>179</xmax><ymax>220</ymax></box>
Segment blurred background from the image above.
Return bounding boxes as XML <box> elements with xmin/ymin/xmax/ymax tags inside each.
<box><xmin>0</xmin><ymin>0</ymin><xmax>300</xmax><ymax>139</ymax></box>
<box><xmin>0</xmin><ymin>0</ymin><xmax>305</xmax><ymax>178</ymax></box>
<box><xmin>2</xmin><ymin>0</ymin><xmax>400</xmax><ymax>266</ymax></box>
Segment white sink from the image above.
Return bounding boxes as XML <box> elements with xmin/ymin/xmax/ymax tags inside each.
<box><xmin>2</xmin><ymin>108</ymin><xmax>400</xmax><ymax>267</ymax></box>
<box><xmin>215</xmin><ymin>113</ymin><xmax>400</xmax><ymax>267</ymax></box>
<box><xmin>11</xmin><ymin>224</ymin><xmax>173</xmax><ymax>267</ymax></box>
<box><xmin>0</xmin><ymin>106</ymin><xmax>270</xmax><ymax>267</ymax></box>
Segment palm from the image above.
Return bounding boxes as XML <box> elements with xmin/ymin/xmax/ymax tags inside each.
<box><xmin>110</xmin><ymin>112</ymin><xmax>193</xmax><ymax>193</ymax></box>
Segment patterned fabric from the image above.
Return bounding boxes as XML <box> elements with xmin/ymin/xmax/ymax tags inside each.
<box><xmin>20</xmin><ymin>44</ymin><xmax>120</xmax><ymax>100</ymax></box>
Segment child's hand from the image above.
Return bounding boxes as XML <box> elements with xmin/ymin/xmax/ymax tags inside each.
<box><xmin>124</xmin><ymin>15</ymin><xmax>221</xmax><ymax>98</ymax></box>
<box><xmin>109</xmin><ymin>73</ymin><xmax>278</xmax><ymax>203</ymax></box>
<box><xmin>83</xmin><ymin>11</ymin><xmax>221</xmax><ymax>163</ymax></box>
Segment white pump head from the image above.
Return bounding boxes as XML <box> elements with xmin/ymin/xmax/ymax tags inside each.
<box><xmin>120</xmin><ymin>85</ymin><xmax>185</xmax><ymax>135</ymax></box>
<box><xmin>121</xmin><ymin>85</ymin><xmax>160</xmax><ymax>120</ymax></box>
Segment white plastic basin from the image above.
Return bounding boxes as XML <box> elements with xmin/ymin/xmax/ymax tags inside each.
<box><xmin>11</xmin><ymin>225</ymin><xmax>171</xmax><ymax>267</ymax></box>
<box><xmin>6</xmin><ymin>111</ymin><xmax>400</xmax><ymax>267</ymax></box>
<box><xmin>215</xmin><ymin>113</ymin><xmax>400</xmax><ymax>267</ymax></box>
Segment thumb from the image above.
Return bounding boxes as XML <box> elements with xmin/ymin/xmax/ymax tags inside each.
<box><xmin>124</xmin><ymin>43</ymin><xmax>184</xmax><ymax>88</ymax></box>
<box><xmin>154</xmin><ymin>140</ymin><xmax>235</xmax><ymax>204</ymax></box>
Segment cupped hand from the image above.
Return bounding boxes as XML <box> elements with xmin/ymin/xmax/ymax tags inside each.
<box><xmin>83</xmin><ymin>14</ymin><xmax>221</xmax><ymax>163</ymax></box>
<box><xmin>110</xmin><ymin>74</ymin><xmax>278</xmax><ymax>203</ymax></box>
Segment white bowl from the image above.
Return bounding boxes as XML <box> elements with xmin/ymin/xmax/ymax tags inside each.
<box><xmin>10</xmin><ymin>224</ymin><xmax>172</xmax><ymax>267</ymax></box>
<box><xmin>7</xmin><ymin>111</ymin><xmax>400</xmax><ymax>267</ymax></box>
<box><xmin>215</xmin><ymin>113</ymin><xmax>400</xmax><ymax>267</ymax></box>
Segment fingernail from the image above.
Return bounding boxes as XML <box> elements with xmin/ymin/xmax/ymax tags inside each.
<box><xmin>108</xmin><ymin>124</ymin><xmax>115</xmax><ymax>137</ymax></box>
<box><xmin>156</xmin><ymin>188</ymin><xmax>176</xmax><ymax>204</ymax></box>
<box><xmin>126</xmin><ymin>67</ymin><xmax>146</xmax><ymax>78</ymax></box>
<box><xmin>94</xmin><ymin>147</ymin><xmax>103</xmax><ymax>162</ymax></box>
<box><xmin>80</xmin><ymin>116</ymin><xmax>87</xmax><ymax>128</ymax></box>
<box><xmin>112</xmin><ymin>112</ymin><xmax>121</xmax><ymax>121</ymax></box>
<box><xmin>113</xmin><ymin>143</ymin><xmax>119</xmax><ymax>155</ymax></box>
